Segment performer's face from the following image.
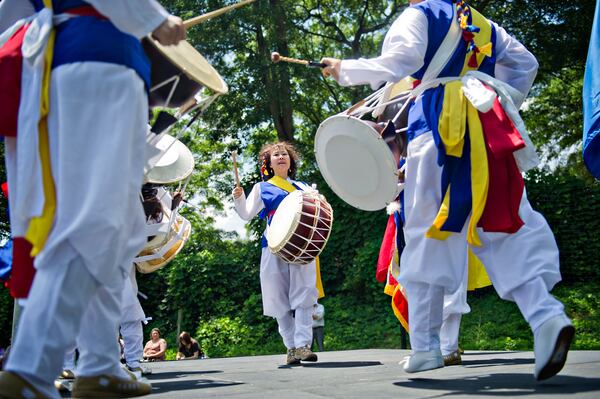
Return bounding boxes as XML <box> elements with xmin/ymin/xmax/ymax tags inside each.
<box><xmin>270</xmin><ymin>147</ymin><xmax>291</xmax><ymax>178</ymax></box>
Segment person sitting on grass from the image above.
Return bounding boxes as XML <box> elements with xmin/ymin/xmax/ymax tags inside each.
<box><xmin>143</xmin><ymin>328</ymin><xmax>167</xmax><ymax>362</ymax></box>
<box><xmin>176</xmin><ymin>332</ymin><xmax>203</xmax><ymax>360</ymax></box>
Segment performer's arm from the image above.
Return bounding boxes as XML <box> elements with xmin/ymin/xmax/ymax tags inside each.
<box><xmin>143</xmin><ymin>341</ymin><xmax>152</xmax><ymax>357</ymax></box>
<box><xmin>333</xmin><ymin>8</ymin><xmax>428</xmax><ymax>89</ymax></box>
<box><xmin>233</xmin><ymin>183</ymin><xmax>264</xmax><ymax>221</ymax></box>
<box><xmin>86</xmin><ymin>0</ymin><xmax>174</xmax><ymax>40</ymax></box>
<box><xmin>492</xmin><ymin>22</ymin><xmax>539</xmax><ymax>108</ymax></box>
<box><xmin>190</xmin><ymin>342</ymin><xmax>200</xmax><ymax>359</ymax></box>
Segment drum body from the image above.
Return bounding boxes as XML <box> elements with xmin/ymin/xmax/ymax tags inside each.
<box><xmin>267</xmin><ymin>190</ymin><xmax>333</xmax><ymax>265</ymax></box>
<box><xmin>135</xmin><ymin>212</ymin><xmax>191</xmax><ymax>274</ymax></box>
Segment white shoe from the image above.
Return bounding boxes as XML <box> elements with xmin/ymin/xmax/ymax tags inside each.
<box><xmin>533</xmin><ymin>313</ymin><xmax>575</xmax><ymax>381</ymax></box>
<box><xmin>139</xmin><ymin>364</ymin><xmax>152</xmax><ymax>376</ymax></box>
<box><xmin>401</xmin><ymin>349</ymin><xmax>444</xmax><ymax>373</ymax></box>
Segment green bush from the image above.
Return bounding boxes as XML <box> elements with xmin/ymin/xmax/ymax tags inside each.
<box><xmin>195</xmin><ymin>316</ymin><xmax>251</xmax><ymax>358</ymax></box>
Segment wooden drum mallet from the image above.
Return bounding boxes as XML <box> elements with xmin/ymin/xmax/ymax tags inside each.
<box><xmin>271</xmin><ymin>52</ymin><xmax>326</xmax><ymax>68</ymax></box>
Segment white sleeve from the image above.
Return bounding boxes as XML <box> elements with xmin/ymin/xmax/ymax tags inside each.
<box><xmin>86</xmin><ymin>0</ymin><xmax>169</xmax><ymax>39</ymax></box>
<box><xmin>233</xmin><ymin>183</ymin><xmax>264</xmax><ymax>221</ymax></box>
<box><xmin>337</xmin><ymin>7</ymin><xmax>428</xmax><ymax>90</ymax></box>
<box><xmin>492</xmin><ymin>22</ymin><xmax>538</xmax><ymax>107</ymax></box>
<box><xmin>0</xmin><ymin>0</ymin><xmax>35</xmax><ymax>33</ymax></box>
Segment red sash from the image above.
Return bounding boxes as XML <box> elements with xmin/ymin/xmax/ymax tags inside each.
<box><xmin>9</xmin><ymin>237</ymin><xmax>36</xmax><ymax>298</ymax></box>
<box><xmin>0</xmin><ymin>24</ymin><xmax>29</xmax><ymax>137</ymax></box>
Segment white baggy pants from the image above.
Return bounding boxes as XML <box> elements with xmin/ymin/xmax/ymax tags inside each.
<box><xmin>399</xmin><ymin>133</ymin><xmax>564</xmax><ymax>352</ymax></box>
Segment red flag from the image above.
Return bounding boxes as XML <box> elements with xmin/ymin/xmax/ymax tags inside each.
<box><xmin>377</xmin><ymin>213</ymin><xmax>409</xmax><ymax>332</ymax></box>
<box><xmin>376</xmin><ymin>214</ymin><xmax>396</xmax><ymax>283</ymax></box>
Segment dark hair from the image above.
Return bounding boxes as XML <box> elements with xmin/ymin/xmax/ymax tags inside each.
<box><xmin>179</xmin><ymin>331</ymin><xmax>192</xmax><ymax>345</ymax></box>
<box><xmin>258</xmin><ymin>141</ymin><xmax>300</xmax><ymax>181</ymax></box>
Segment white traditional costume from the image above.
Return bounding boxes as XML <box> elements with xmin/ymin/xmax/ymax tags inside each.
<box><xmin>0</xmin><ymin>0</ymin><xmax>170</xmax><ymax>396</ymax></box>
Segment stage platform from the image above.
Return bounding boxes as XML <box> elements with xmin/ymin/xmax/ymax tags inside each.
<box><xmin>62</xmin><ymin>349</ymin><xmax>600</xmax><ymax>398</ymax></box>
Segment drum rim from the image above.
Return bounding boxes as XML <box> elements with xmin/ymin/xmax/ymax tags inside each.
<box><xmin>315</xmin><ymin>115</ymin><xmax>400</xmax><ymax>211</ymax></box>
<box><xmin>146</xmin><ymin>38</ymin><xmax>229</xmax><ymax>95</ymax></box>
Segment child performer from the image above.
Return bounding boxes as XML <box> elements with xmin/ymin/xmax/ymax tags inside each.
<box><xmin>232</xmin><ymin>142</ymin><xmax>322</xmax><ymax>365</ymax></box>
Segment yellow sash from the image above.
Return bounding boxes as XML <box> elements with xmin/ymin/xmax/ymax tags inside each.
<box><xmin>25</xmin><ymin>0</ymin><xmax>57</xmax><ymax>256</ymax></box>
<box><xmin>467</xmin><ymin>248</ymin><xmax>491</xmax><ymax>290</ymax></box>
<box><xmin>267</xmin><ymin>175</ymin><xmax>297</xmax><ymax>193</ymax></box>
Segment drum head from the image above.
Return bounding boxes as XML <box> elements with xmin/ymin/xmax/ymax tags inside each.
<box><xmin>315</xmin><ymin>115</ymin><xmax>400</xmax><ymax>211</ymax></box>
<box><xmin>146</xmin><ymin>38</ymin><xmax>228</xmax><ymax>95</ymax></box>
<box><xmin>267</xmin><ymin>191</ymin><xmax>303</xmax><ymax>251</ymax></box>
<box><xmin>145</xmin><ymin>134</ymin><xmax>195</xmax><ymax>184</ymax></box>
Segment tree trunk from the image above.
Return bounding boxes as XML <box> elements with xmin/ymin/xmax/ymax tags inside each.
<box><xmin>255</xmin><ymin>0</ymin><xmax>295</xmax><ymax>142</ymax></box>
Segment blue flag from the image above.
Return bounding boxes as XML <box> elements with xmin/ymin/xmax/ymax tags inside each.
<box><xmin>583</xmin><ymin>0</ymin><xmax>600</xmax><ymax>180</ymax></box>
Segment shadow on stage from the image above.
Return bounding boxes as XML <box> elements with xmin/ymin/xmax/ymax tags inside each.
<box><xmin>278</xmin><ymin>360</ymin><xmax>383</xmax><ymax>369</ymax></box>
<box><xmin>461</xmin><ymin>357</ymin><xmax>535</xmax><ymax>368</ymax></box>
<box><xmin>146</xmin><ymin>369</ymin><xmax>223</xmax><ymax>380</ymax></box>
<box><xmin>147</xmin><ymin>369</ymin><xmax>244</xmax><ymax>394</ymax></box>
<box><xmin>59</xmin><ymin>370</ymin><xmax>241</xmax><ymax>397</ymax></box>
<box><xmin>151</xmin><ymin>378</ymin><xmax>244</xmax><ymax>393</ymax></box>
<box><xmin>393</xmin><ymin>373</ymin><xmax>600</xmax><ymax>396</ymax></box>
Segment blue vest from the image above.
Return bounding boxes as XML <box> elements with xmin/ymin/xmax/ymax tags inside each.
<box><xmin>29</xmin><ymin>0</ymin><xmax>151</xmax><ymax>90</ymax></box>
<box><xmin>407</xmin><ymin>0</ymin><xmax>497</xmax><ymax>141</ymax></box>
<box><xmin>258</xmin><ymin>180</ymin><xmax>306</xmax><ymax>248</ymax></box>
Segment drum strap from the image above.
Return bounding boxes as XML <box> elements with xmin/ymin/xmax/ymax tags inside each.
<box><xmin>266</xmin><ymin>176</ymin><xmax>297</xmax><ymax>193</ymax></box>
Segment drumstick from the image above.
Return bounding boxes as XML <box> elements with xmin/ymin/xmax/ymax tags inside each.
<box><xmin>232</xmin><ymin>151</ymin><xmax>241</xmax><ymax>188</ymax></box>
<box><xmin>271</xmin><ymin>52</ymin><xmax>326</xmax><ymax>68</ymax></box>
<box><xmin>183</xmin><ymin>0</ymin><xmax>257</xmax><ymax>29</ymax></box>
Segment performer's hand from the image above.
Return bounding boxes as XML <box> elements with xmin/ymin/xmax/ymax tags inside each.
<box><xmin>320</xmin><ymin>57</ymin><xmax>341</xmax><ymax>81</ymax></box>
<box><xmin>232</xmin><ymin>186</ymin><xmax>243</xmax><ymax>199</ymax></box>
<box><xmin>152</xmin><ymin>15</ymin><xmax>186</xmax><ymax>46</ymax></box>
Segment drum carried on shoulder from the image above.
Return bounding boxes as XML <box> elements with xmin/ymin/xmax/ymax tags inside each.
<box><xmin>267</xmin><ymin>189</ymin><xmax>333</xmax><ymax>265</ymax></box>
<box><xmin>135</xmin><ymin>134</ymin><xmax>194</xmax><ymax>274</ymax></box>
<box><xmin>314</xmin><ymin>79</ymin><xmax>413</xmax><ymax>211</ymax></box>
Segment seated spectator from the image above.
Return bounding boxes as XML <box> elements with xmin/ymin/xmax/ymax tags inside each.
<box><xmin>143</xmin><ymin>328</ymin><xmax>167</xmax><ymax>362</ymax></box>
<box><xmin>176</xmin><ymin>332</ymin><xmax>203</xmax><ymax>360</ymax></box>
